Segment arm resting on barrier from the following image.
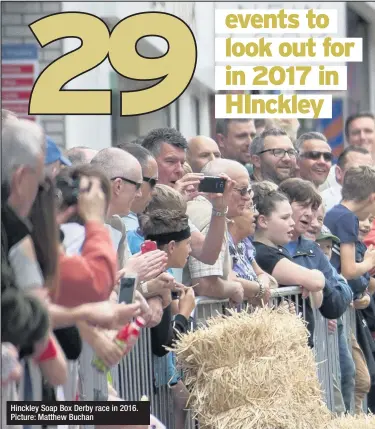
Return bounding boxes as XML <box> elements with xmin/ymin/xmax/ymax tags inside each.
<box><xmin>319</xmin><ymin>262</ymin><xmax>352</xmax><ymax>319</ymax></box>
<box><xmin>309</xmin><ymin>291</ymin><xmax>323</xmax><ymax>309</ymax></box>
<box><xmin>271</xmin><ymin>259</ymin><xmax>325</xmax><ymax>292</ymax></box>
<box><xmin>192</xmin><ymin>276</ymin><xmax>244</xmax><ymax>304</ymax></box>
<box><xmin>56</xmin><ymin>221</ymin><xmax>117</xmax><ymax>307</ymax></box>
<box><xmin>34</xmin><ymin>332</ymin><xmax>68</xmax><ymax>386</ymax></box>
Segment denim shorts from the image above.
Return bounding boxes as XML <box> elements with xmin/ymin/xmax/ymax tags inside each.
<box><xmin>153</xmin><ymin>352</ymin><xmax>182</xmax><ymax>388</ymax></box>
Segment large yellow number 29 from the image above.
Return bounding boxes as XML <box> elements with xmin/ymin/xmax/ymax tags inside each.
<box><xmin>29</xmin><ymin>12</ymin><xmax>197</xmax><ymax>116</ymax></box>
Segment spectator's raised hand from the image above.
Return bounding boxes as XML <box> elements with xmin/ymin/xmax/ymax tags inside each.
<box><xmin>146</xmin><ymin>272</ymin><xmax>176</xmax><ymax>296</ymax></box>
<box><xmin>78</xmin><ymin>176</ymin><xmax>106</xmax><ymax>223</ymax></box>
<box><xmin>118</xmin><ymin>250</ymin><xmax>168</xmax><ymax>283</ymax></box>
<box><xmin>173</xmin><ymin>173</ymin><xmax>204</xmax><ymax>201</ymax></box>
<box><xmin>178</xmin><ymin>287</ymin><xmax>196</xmax><ymax>319</ymax></box>
<box><xmin>202</xmin><ymin>173</ymin><xmax>234</xmax><ymax>211</ymax></box>
<box><xmin>83</xmin><ymin>301</ymin><xmax>141</xmax><ymax>330</ymax></box>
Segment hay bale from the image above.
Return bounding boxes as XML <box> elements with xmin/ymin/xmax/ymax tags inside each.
<box><xmin>171</xmin><ymin>307</ymin><xmax>332</xmax><ymax>429</ymax></box>
<box><xmin>322</xmin><ymin>414</ymin><xmax>375</xmax><ymax>429</ymax></box>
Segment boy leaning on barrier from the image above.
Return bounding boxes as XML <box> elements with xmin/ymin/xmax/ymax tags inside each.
<box><xmin>324</xmin><ymin>165</ymin><xmax>375</xmax><ymax>413</ymax></box>
<box><xmin>138</xmin><ymin>193</ymin><xmax>197</xmax><ymax>429</ymax></box>
<box><xmin>349</xmin><ymin>214</ymin><xmax>375</xmax><ymax>415</ymax></box>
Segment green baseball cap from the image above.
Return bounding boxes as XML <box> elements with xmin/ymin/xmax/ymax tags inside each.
<box><xmin>316</xmin><ymin>225</ymin><xmax>340</xmax><ymax>244</ymax></box>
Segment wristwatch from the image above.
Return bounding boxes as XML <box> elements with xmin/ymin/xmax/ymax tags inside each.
<box><xmin>140</xmin><ymin>281</ymin><xmax>149</xmax><ymax>295</ymax></box>
<box><xmin>212</xmin><ymin>206</ymin><xmax>228</xmax><ymax>217</ymax></box>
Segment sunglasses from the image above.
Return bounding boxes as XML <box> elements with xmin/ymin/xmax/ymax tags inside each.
<box><xmin>111</xmin><ymin>177</ymin><xmax>142</xmax><ymax>190</ymax></box>
<box><xmin>299</xmin><ymin>151</ymin><xmax>333</xmax><ymax>162</ymax></box>
<box><xmin>143</xmin><ymin>176</ymin><xmax>158</xmax><ymax>188</ymax></box>
<box><xmin>234</xmin><ymin>185</ymin><xmax>252</xmax><ymax>197</ymax></box>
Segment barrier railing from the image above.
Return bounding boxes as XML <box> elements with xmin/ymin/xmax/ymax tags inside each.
<box><xmin>10</xmin><ymin>287</ymin><xmax>358</xmax><ymax>429</ymax></box>
<box><xmin>115</xmin><ymin>287</ymin><xmax>357</xmax><ymax>429</ymax></box>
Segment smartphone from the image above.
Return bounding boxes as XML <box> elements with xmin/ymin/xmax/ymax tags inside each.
<box><xmin>119</xmin><ymin>275</ymin><xmax>138</xmax><ymax>304</ymax></box>
<box><xmin>198</xmin><ymin>176</ymin><xmax>226</xmax><ymax>194</ymax></box>
<box><xmin>141</xmin><ymin>240</ymin><xmax>157</xmax><ymax>254</ymax></box>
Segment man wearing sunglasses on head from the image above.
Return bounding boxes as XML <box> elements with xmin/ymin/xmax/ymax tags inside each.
<box><xmin>295</xmin><ymin>132</ymin><xmax>333</xmax><ymax>188</ymax></box>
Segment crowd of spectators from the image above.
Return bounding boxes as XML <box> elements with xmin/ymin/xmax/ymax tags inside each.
<box><xmin>3</xmin><ymin>108</ymin><xmax>375</xmax><ymax>428</ymax></box>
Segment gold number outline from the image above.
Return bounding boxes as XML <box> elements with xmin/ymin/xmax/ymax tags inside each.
<box><xmin>108</xmin><ymin>11</ymin><xmax>198</xmax><ymax>117</ymax></box>
<box><xmin>28</xmin><ymin>11</ymin><xmax>112</xmax><ymax>116</ymax></box>
<box><xmin>28</xmin><ymin>11</ymin><xmax>197</xmax><ymax>116</ymax></box>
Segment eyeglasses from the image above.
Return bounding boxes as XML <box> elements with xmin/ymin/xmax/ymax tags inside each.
<box><xmin>111</xmin><ymin>177</ymin><xmax>142</xmax><ymax>190</ymax></box>
<box><xmin>257</xmin><ymin>148</ymin><xmax>298</xmax><ymax>158</ymax></box>
<box><xmin>143</xmin><ymin>176</ymin><xmax>158</xmax><ymax>188</ymax></box>
<box><xmin>234</xmin><ymin>185</ymin><xmax>252</xmax><ymax>197</ymax></box>
<box><xmin>299</xmin><ymin>151</ymin><xmax>333</xmax><ymax>162</ymax></box>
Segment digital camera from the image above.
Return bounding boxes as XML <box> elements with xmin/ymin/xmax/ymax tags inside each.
<box><xmin>55</xmin><ymin>175</ymin><xmax>80</xmax><ymax>207</ymax></box>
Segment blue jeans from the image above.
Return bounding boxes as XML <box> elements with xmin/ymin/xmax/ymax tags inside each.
<box><xmin>338</xmin><ymin>319</ymin><xmax>355</xmax><ymax>411</ymax></box>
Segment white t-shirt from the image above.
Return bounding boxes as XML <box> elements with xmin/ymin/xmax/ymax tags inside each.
<box><xmin>61</xmin><ymin>222</ymin><xmax>121</xmax><ymax>255</ymax></box>
<box><xmin>321</xmin><ymin>185</ymin><xmax>342</xmax><ymax>212</ymax></box>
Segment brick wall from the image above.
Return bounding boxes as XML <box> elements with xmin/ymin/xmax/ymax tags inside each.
<box><xmin>1</xmin><ymin>1</ymin><xmax>66</xmax><ymax>148</ymax></box>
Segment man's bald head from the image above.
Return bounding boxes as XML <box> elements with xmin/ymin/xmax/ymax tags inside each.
<box><xmin>202</xmin><ymin>158</ymin><xmax>247</xmax><ymax>180</ymax></box>
<box><xmin>186</xmin><ymin>135</ymin><xmax>221</xmax><ymax>173</ymax></box>
<box><xmin>91</xmin><ymin>147</ymin><xmax>141</xmax><ymax>180</ymax></box>
<box><xmin>66</xmin><ymin>146</ymin><xmax>98</xmax><ymax>165</ymax></box>
<box><xmin>91</xmin><ymin>148</ymin><xmax>143</xmax><ymax>217</ymax></box>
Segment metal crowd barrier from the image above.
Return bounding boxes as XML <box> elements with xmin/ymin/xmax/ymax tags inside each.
<box><xmin>78</xmin><ymin>342</ymin><xmax>109</xmax><ymax>429</ymax></box>
<box><xmin>13</xmin><ymin>287</ymin><xmax>358</xmax><ymax>429</ymax></box>
<box><xmin>109</xmin><ymin>287</ymin><xmax>357</xmax><ymax>429</ymax></box>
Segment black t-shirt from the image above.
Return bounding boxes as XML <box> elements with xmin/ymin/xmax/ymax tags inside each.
<box><xmin>253</xmin><ymin>241</ymin><xmax>315</xmax><ymax>348</ymax></box>
<box><xmin>253</xmin><ymin>242</ymin><xmax>291</xmax><ymax>278</ymax></box>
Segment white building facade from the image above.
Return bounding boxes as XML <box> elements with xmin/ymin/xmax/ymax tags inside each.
<box><xmin>2</xmin><ymin>1</ymin><xmax>375</xmax><ymax>150</ymax></box>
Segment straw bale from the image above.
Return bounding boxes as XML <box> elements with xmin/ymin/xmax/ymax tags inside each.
<box><xmin>171</xmin><ymin>307</ymin><xmax>333</xmax><ymax>429</ymax></box>
<box><xmin>322</xmin><ymin>413</ymin><xmax>375</xmax><ymax>429</ymax></box>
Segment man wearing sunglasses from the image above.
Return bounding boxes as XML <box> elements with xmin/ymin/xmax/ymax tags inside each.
<box><xmin>116</xmin><ymin>142</ymin><xmax>159</xmax><ymax>232</ymax></box>
<box><xmin>296</xmin><ymin>132</ymin><xmax>333</xmax><ymax>188</ymax></box>
<box><xmin>91</xmin><ymin>147</ymin><xmax>143</xmax><ymax>219</ymax></box>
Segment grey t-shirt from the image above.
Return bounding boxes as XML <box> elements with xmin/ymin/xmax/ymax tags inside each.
<box><xmin>8</xmin><ymin>236</ymin><xmax>44</xmax><ymax>290</ymax></box>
